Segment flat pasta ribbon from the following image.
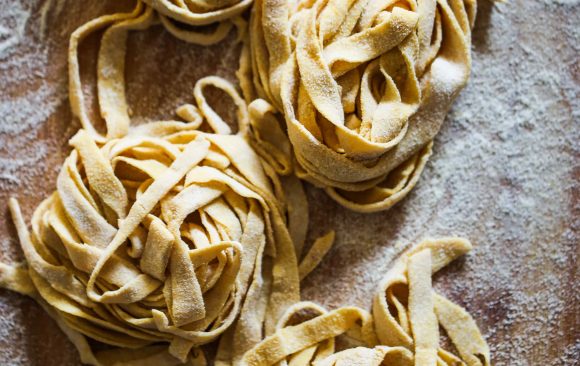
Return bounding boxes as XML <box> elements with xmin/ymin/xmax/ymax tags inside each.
<box><xmin>240</xmin><ymin>238</ymin><xmax>490</xmax><ymax>366</ymax></box>
<box><xmin>240</xmin><ymin>301</ymin><xmax>380</xmax><ymax>365</ymax></box>
<box><xmin>373</xmin><ymin>237</ymin><xmax>490</xmax><ymax>366</ymax></box>
<box><xmin>67</xmin><ymin>1</ymin><xmax>252</xmax><ymax>144</ymax></box>
<box><xmin>239</xmin><ymin>0</ymin><xmax>477</xmax><ymax>212</ymax></box>
<box><xmin>0</xmin><ymin>4</ymin><xmax>308</xmax><ymax>365</ymax></box>
<box><xmin>144</xmin><ymin>0</ymin><xmax>251</xmax><ymax>44</ymax></box>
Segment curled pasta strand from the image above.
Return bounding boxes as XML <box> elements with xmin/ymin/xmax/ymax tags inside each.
<box><xmin>241</xmin><ymin>301</ymin><xmax>378</xmax><ymax>365</ymax></box>
<box><xmin>241</xmin><ymin>238</ymin><xmax>490</xmax><ymax>366</ymax></box>
<box><xmin>159</xmin><ymin>14</ymin><xmax>234</xmax><ymax>45</ymax></box>
<box><xmin>68</xmin><ymin>2</ymin><xmax>147</xmax><ymax>142</ymax></box>
<box><xmin>143</xmin><ymin>0</ymin><xmax>253</xmax><ymax>43</ymax></box>
<box><xmin>68</xmin><ymin>1</ymin><xmax>252</xmax><ymax>142</ymax></box>
<box><xmin>193</xmin><ymin>75</ymin><xmax>251</xmax><ymax>136</ymax></box>
<box><xmin>144</xmin><ymin>0</ymin><xmax>253</xmax><ymax>26</ymax></box>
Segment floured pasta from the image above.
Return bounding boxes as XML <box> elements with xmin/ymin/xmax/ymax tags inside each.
<box><xmin>67</xmin><ymin>2</ymin><xmax>248</xmax><ymax>146</ymax></box>
<box><xmin>6</xmin><ymin>124</ymin><xmax>299</xmax><ymax>365</ymax></box>
<box><xmin>373</xmin><ymin>238</ymin><xmax>490</xmax><ymax>366</ymax></box>
<box><xmin>239</xmin><ymin>0</ymin><xmax>477</xmax><ymax>212</ymax></box>
<box><xmin>0</xmin><ymin>4</ymin><xmax>315</xmax><ymax>365</ymax></box>
<box><xmin>241</xmin><ymin>238</ymin><xmax>490</xmax><ymax>366</ymax></box>
<box><xmin>143</xmin><ymin>0</ymin><xmax>251</xmax><ymax>44</ymax></box>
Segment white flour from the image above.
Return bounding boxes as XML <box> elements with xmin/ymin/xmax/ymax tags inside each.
<box><xmin>0</xmin><ymin>0</ymin><xmax>578</xmax><ymax>365</ymax></box>
<box><xmin>0</xmin><ymin>3</ymin><xmax>30</xmax><ymax>57</ymax></box>
<box><xmin>0</xmin><ymin>0</ymin><xmax>76</xmax><ymax>202</ymax></box>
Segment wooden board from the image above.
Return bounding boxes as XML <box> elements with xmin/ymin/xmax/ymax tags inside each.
<box><xmin>0</xmin><ymin>0</ymin><xmax>578</xmax><ymax>364</ymax></box>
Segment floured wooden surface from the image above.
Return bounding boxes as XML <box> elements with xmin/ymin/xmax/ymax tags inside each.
<box><xmin>0</xmin><ymin>0</ymin><xmax>578</xmax><ymax>364</ymax></box>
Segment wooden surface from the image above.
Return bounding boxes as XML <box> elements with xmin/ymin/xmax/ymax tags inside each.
<box><xmin>0</xmin><ymin>0</ymin><xmax>578</xmax><ymax>365</ymax></box>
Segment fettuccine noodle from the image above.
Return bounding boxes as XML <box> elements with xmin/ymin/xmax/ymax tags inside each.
<box><xmin>240</xmin><ymin>0</ymin><xmax>477</xmax><ymax>212</ymax></box>
<box><xmin>1</xmin><ymin>4</ymin><xmax>316</xmax><ymax>364</ymax></box>
<box><xmin>241</xmin><ymin>238</ymin><xmax>490</xmax><ymax>366</ymax></box>
<box><xmin>144</xmin><ymin>0</ymin><xmax>251</xmax><ymax>44</ymax></box>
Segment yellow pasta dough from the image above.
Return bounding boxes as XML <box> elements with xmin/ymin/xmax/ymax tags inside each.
<box><xmin>143</xmin><ymin>0</ymin><xmax>251</xmax><ymax>45</ymax></box>
<box><xmin>241</xmin><ymin>238</ymin><xmax>490</xmax><ymax>366</ymax></box>
<box><xmin>1</xmin><ymin>4</ymin><xmax>311</xmax><ymax>364</ymax></box>
<box><xmin>240</xmin><ymin>0</ymin><xmax>477</xmax><ymax>212</ymax></box>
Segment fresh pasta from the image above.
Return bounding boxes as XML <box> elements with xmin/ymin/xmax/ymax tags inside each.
<box><xmin>144</xmin><ymin>0</ymin><xmax>251</xmax><ymax>45</ymax></box>
<box><xmin>6</xmin><ymin>122</ymin><xmax>302</xmax><ymax>364</ymax></box>
<box><xmin>240</xmin><ymin>0</ymin><xmax>477</xmax><ymax>212</ymax></box>
<box><xmin>241</xmin><ymin>238</ymin><xmax>490</xmax><ymax>366</ymax></box>
<box><xmin>1</xmin><ymin>3</ymin><xmax>311</xmax><ymax>364</ymax></box>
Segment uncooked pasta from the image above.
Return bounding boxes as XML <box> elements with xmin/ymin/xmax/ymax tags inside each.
<box><xmin>241</xmin><ymin>0</ymin><xmax>476</xmax><ymax>212</ymax></box>
<box><xmin>144</xmin><ymin>0</ymin><xmax>251</xmax><ymax>44</ymax></box>
<box><xmin>1</xmin><ymin>4</ymin><xmax>313</xmax><ymax>364</ymax></box>
<box><xmin>241</xmin><ymin>238</ymin><xmax>490</xmax><ymax>366</ymax></box>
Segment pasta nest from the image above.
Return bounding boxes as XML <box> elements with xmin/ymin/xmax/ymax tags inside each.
<box><xmin>241</xmin><ymin>238</ymin><xmax>490</xmax><ymax>366</ymax></box>
<box><xmin>8</xmin><ymin>102</ymin><xmax>301</xmax><ymax>364</ymax></box>
<box><xmin>8</xmin><ymin>85</ymin><xmax>309</xmax><ymax>364</ymax></box>
<box><xmin>241</xmin><ymin>0</ymin><xmax>477</xmax><ymax>212</ymax></box>
<box><xmin>4</xmin><ymin>4</ymin><xmax>304</xmax><ymax>364</ymax></box>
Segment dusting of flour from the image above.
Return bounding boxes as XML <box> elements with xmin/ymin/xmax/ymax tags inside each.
<box><xmin>0</xmin><ymin>0</ymin><xmax>578</xmax><ymax>365</ymax></box>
